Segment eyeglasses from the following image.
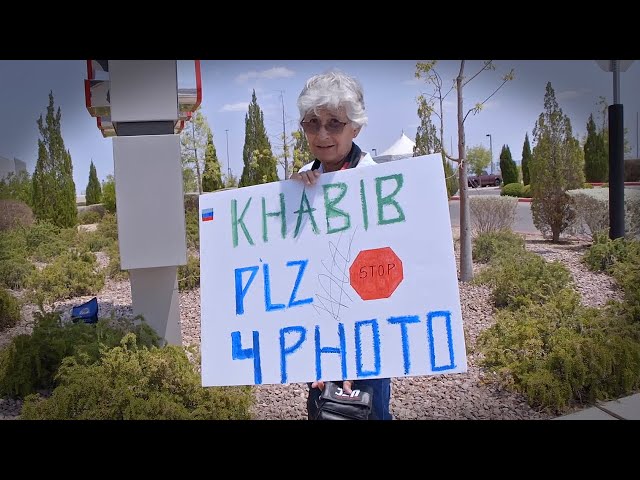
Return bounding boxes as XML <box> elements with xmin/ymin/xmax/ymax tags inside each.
<box><xmin>300</xmin><ymin>117</ymin><xmax>349</xmax><ymax>135</ymax></box>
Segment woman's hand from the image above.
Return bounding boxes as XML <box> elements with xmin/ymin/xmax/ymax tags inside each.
<box><xmin>311</xmin><ymin>380</ymin><xmax>354</xmax><ymax>394</ymax></box>
<box><xmin>291</xmin><ymin>169</ymin><xmax>321</xmax><ymax>186</ymax></box>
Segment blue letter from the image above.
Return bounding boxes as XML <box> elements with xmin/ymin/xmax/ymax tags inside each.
<box><xmin>315</xmin><ymin>324</ymin><xmax>347</xmax><ymax>381</ymax></box>
<box><xmin>387</xmin><ymin>315</ymin><xmax>420</xmax><ymax>374</ymax></box>
<box><xmin>280</xmin><ymin>326</ymin><xmax>307</xmax><ymax>383</ymax></box>
<box><xmin>235</xmin><ymin>266</ymin><xmax>259</xmax><ymax>315</ymax></box>
<box><xmin>287</xmin><ymin>259</ymin><xmax>313</xmax><ymax>308</ymax></box>
<box><xmin>263</xmin><ymin>263</ymin><xmax>285</xmax><ymax>312</ymax></box>
<box><xmin>427</xmin><ymin>311</ymin><xmax>455</xmax><ymax>371</ymax></box>
<box><xmin>231</xmin><ymin>330</ymin><xmax>262</xmax><ymax>384</ymax></box>
<box><xmin>354</xmin><ymin>319</ymin><xmax>381</xmax><ymax>377</ymax></box>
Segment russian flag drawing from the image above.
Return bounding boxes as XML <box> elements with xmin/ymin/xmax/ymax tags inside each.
<box><xmin>201</xmin><ymin>208</ymin><xmax>214</xmax><ymax>222</ymax></box>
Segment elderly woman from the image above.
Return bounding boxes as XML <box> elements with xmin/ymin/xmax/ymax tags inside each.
<box><xmin>291</xmin><ymin>70</ymin><xmax>393</xmax><ymax>420</ymax></box>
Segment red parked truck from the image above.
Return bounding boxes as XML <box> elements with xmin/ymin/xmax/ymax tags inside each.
<box><xmin>468</xmin><ymin>171</ymin><xmax>502</xmax><ymax>187</ymax></box>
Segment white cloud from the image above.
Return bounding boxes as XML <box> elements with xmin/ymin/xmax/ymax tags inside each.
<box><xmin>442</xmin><ymin>99</ymin><xmax>457</xmax><ymax>111</ymax></box>
<box><xmin>236</xmin><ymin>67</ymin><xmax>295</xmax><ymax>83</ymax></box>
<box><xmin>220</xmin><ymin>102</ymin><xmax>249</xmax><ymax>112</ymax></box>
<box><xmin>557</xmin><ymin>88</ymin><xmax>591</xmax><ymax>101</ymax></box>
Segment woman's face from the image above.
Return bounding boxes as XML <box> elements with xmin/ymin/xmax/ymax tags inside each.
<box><xmin>301</xmin><ymin>107</ymin><xmax>361</xmax><ymax>171</ymax></box>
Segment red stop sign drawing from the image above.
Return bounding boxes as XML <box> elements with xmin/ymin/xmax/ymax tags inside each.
<box><xmin>349</xmin><ymin>247</ymin><xmax>404</xmax><ymax>301</ymax></box>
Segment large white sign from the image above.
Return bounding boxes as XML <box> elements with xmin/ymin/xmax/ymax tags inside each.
<box><xmin>199</xmin><ymin>154</ymin><xmax>467</xmax><ymax>386</ymax></box>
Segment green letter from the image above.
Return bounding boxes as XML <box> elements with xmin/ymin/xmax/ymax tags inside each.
<box><xmin>231</xmin><ymin>197</ymin><xmax>254</xmax><ymax>247</ymax></box>
<box><xmin>360</xmin><ymin>179</ymin><xmax>369</xmax><ymax>231</ymax></box>
<box><xmin>262</xmin><ymin>194</ymin><xmax>286</xmax><ymax>243</ymax></box>
<box><xmin>323</xmin><ymin>182</ymin><xmax>350</xmax><ymax>234</ymax></box>
<box><xmin>375</xmin><ymin>174</ymin><xmax>405</xmax><ymax>225</ymax></box>
<box><xmin>294</xmin><ymin>189</ymin><xmax>319</xmax><ymax>238</ymax></box>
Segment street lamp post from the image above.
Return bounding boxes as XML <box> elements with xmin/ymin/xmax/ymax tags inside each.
<box><xmin>225</xmin><ymin>129</ymin><xmax>230</xmax><ymax>178</ymax></box>
<box><xmin>596</xmin><ymin>60</ymin><xmax>634</xmax><ymax>239</ymax></box>
<box><xmin>486</xmin><ymin>134</ymin><xmax>493</xmax><ymax>174</ymax></box>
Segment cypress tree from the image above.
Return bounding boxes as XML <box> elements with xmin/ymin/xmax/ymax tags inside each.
<box><xmin>85</xmin><ymin>160</ymin><xmax>102</xmax><ymax>205</ymax></box>
<box><xmin>202</xmin><ymin>131</ymin><xmax>223</xmax><ymax>192</ymax></box>
<box><xmin>521</xmin><ymin>133</ymin><xmax>532</xmax><ymax>186</ymax></box>
<box><xmin>32</xmin><ymin>91</ymin><xmax>77</xmax><ymax>227</ymax></box>
<box><xmin>239</xmin><ymin>91</ymin><xmax>278</xmax><ymax>187</ymax></box>
<box><xmin>499</xmin><ymin>144</ymin><xmax>518</xmax><ymax>185</ymax></box>
<box><xmin>530</xmin><ymin>82</ymin><xmax>584</xmax><ymax>242</ymax></box>
<box><xmin>584</xmin><ymin>113</ymin><xmax>608</xmax><ymax>182</ymax></box>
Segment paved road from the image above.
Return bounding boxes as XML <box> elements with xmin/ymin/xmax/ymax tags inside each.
<box><xmin>449</xmin><ymin>199</ymin><xmax>538</xmax><ymax>235</ymax></box>
<box><xmin>449</xmin><ymin>184</ymin><xmax>640</xmax><ymax>235</ymax></box>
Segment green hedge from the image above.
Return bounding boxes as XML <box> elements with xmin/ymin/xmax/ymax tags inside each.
<box><xmin>21</xmin><ymin>333</ymin><xmax>253</xmax><ymax>420</ymax></box>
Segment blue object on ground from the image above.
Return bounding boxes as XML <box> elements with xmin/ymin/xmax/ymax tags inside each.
<box><xmin>71</xmin><ymin>297</ymin><xmax>99</xmax><ymax>324</ymax></box>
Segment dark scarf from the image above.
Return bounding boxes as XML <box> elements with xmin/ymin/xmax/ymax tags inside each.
<box><xmin>310</xmin><ymin>143</ymin><xmax>362</xmax><ymax>171</ymax></box>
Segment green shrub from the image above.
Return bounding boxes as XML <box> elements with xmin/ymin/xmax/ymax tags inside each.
<box><xmin>612</xmin><ymin>253</ymin><xmax>640</xmax><ymax>310</ymax></box>
<box><xmin>0</xmin><ymin>257</ymin><xmax>35</xmax><ymax>290</ymax></box>
<box><xmin>24</xmin><ymin>223</ymin><xmax>78</xmax><ymax>263</ymax></box>
<box><xmin>0</xmin><ymin>229</ymin><xmax>34</xmax><ymax>289</ymax></box>
<box><xmin>77</xmin><ymin>209</ymin><xmax>101</xmax><ymax>225</ymax></box>
<box><xmin>0</xmin><ymin>311</ymin><xmax>159</xmax><ymax>398</ymax></box>
<box><xmin>522</xmin><ymin>184</ymin><xmax>532</xmax><ymax>198</ymax></box>
<box><xmin>105</xmin><ymin>242</ymin><xmax>128</xmax><ymax>280</ymax></box>
<box><xmin>582</xmin><ymin>182</ymin><xmax>594</xmax><ymax>189</ymax></box>
<box><xmin>477</xmin><ymin>290</ymin><xmax>640</xmax><ymax>413</ymax></box>
<box><xmin>178</xmin><ymin>255</ymin><xmax>200</xmax><ymax>291</ymax></box>
<box><xmin>582</xmin><ymin>233</ymin><xmax>640</xmax><ymax>272</ymax></box>
<box><xmin>25</xmin><ymin>221</ymin><xmax>60</xmax><ymax>252</ymax></box>
<box><xmin>97</xmin><ymin>213</ymin><xmax>119</xmax><ymax>242</ymax></box>
<box><xmin>0</xmin><ymin>288</ymin><xmax>20</xmax><ymax>332</ymax></box>
<box><xmin>20</xmin><ymin>333</ymin><xmax>253</xmax><ymax>420</ymax></box>
<box><xmin>0</xmin><ymin>200</ymin><xmax>34</xmax><ymax>232</ymax></box>
<box><xmin>472</xmin><ymin>231</ymin><xmax>526</xmax><ymax>264</ymax></box>
<box><xmin>27</xmin><ymin>251</ymin><xmax>105</xmax><ymax>305</ymax></box>
<box><xmin>76</xmin><ymin>229</ymin><xmax>114</xmax><ymax>253</ymax></box>
<box><xmin>185</xmin><ymin>208</ymin><xmax>199</xmax><ymax>250</ymax></box>
<box><xmin>501</xmin><ymin>183</ymin><xmax>524</xmax><ymax>197</ymax></box>
<box><xmin>0</xmin><ymin>227</ymin><xmax>27</xmax><ymax>258</ymax></box>
<box><xmin>475</xmin><ymin>251</ymin><xmax>572</xmax><ymax>310</ymax></box>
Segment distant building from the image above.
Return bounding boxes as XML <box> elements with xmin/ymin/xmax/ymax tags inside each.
<box><xmin>373</xmin><ymin>133</ymin><xmax>416</xmax><ymax>164</ymax></box>
<box><xmin>0</xmin><ymin>155</ymin><xmax>27</xmax><ymax>180</ymax></box>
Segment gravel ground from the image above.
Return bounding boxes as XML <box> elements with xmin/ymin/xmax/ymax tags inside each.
<box><xmin>0</xmin><ymin>234</ymin><xmax>625</xmax><ymax>420</ymax></box>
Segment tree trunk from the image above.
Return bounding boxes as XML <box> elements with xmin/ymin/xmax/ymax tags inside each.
<box><xmin>457</xmin><ymin>61</ymin><xmax>473</xmax><ymax>282</ymax></box>
<box><xmin>194</xmin><ymin>159</ymin><xmax>202</xmax><ymax>194</ymax></box>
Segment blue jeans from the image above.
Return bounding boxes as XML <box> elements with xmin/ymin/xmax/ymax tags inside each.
<box><xmin>307</xmin><ymin>378</ymin><xmax>392</xmax><ymax>420</ymax></box>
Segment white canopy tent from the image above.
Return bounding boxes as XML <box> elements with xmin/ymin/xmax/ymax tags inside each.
<box><xmin>373</xmin><ymin>133</ymin><xmax>416</xmax><ymax>163</ymax></box>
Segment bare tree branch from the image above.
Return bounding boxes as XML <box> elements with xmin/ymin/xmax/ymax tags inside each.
<box><xmin>444</xmin><ymin>150</ymin><xmax>460</xmax><ymax>163</ymax></box>
<box><xmin>462</xmin><ymin>67</ymin><xmax>514</xmax><ymax>124</ymax></box>
<box><xmin>462</xmin><ymin>60</ymin><xmax>493</xmax><ymax>87</ymax></box>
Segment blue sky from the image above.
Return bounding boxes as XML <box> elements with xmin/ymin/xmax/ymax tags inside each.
<box><xmin>1</xmin><ymin>60</ymin><xmax>638</xmax><ymax>194</ymax></box>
